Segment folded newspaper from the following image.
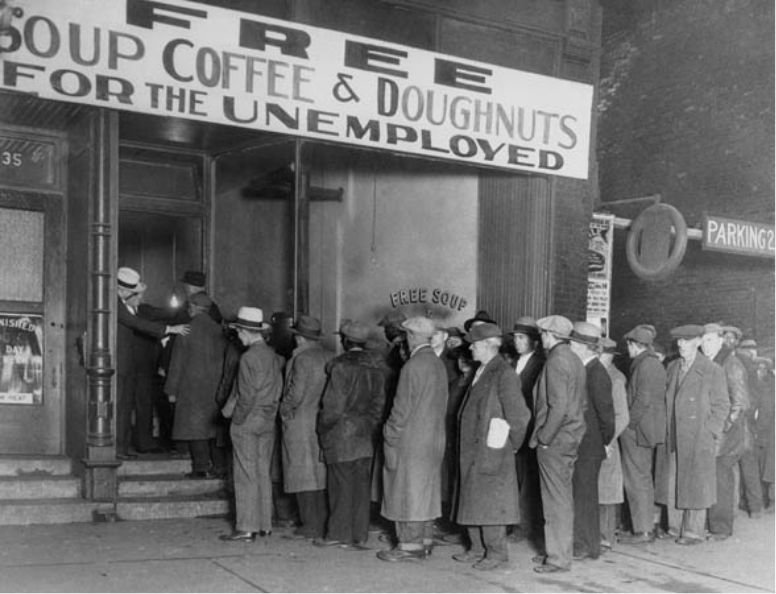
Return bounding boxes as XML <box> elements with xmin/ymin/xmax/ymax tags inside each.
<box><xmin>486</xmin><ymin>417</ymin><xmax>510</xmax><ymax>449</ymax></box>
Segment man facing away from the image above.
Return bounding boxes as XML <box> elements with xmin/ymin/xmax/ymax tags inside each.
<box><xmin>530</xmin><ymin>315</ymin><xmax>587</xmax><ymax>574</ymax></box>
<box><xmin>316</xmin><ymin>321</ymin><xmax>388</xmax><ymax>548</ymax></box>
<box><xmin>618</xmin><ymin>324</ymin><xmax>667</xmax><ymax>544</ymax></box>
<box><xmin>378</xmin><ymin>316</ymin><xmax>449</xmax><ymax>562</ymax></box>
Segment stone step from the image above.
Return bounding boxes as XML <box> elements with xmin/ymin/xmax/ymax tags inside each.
<box><xmin>118</xmin><ymin>474</ymin><xmax>226</xmax><ymax>498</ymax></box>
<box><xmin>0</xmin><ymin>498</ymin><xmax>112</xmax><ymax>525</ymax></box>
<box><xmin>0</xmin><ymin>455</ymin><xmax>72</xmax><ymax>477</ymax></box>
<box><xmin>116</xmin><ymin>495</ymin><xmax>230</xmax><ymax>521</ymax></box>
<box><xmin>118</xmin><ymin>458</ymin><xmax>191</xmax><ymax>477</ymax></box>
<box><xmin>0</xmin><ymin>476</ymin><xmax>81</xmax><ymax>500</ymax></box>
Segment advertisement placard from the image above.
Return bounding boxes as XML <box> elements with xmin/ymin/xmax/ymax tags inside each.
<box><xmin>586</xmin><ymin>214</ymin><xmax>614</xmax><ymax>335</ymax></box>
<box><xmin>0</xmin><ymin>313</ymin><xmax>44</xmax><ymax>405</ymax></box>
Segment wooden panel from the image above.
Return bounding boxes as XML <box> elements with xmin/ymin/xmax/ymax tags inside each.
<box><xmin>477</xmin><ymin>173</ymin><xmax>552</xmax><ymax>326</ymax></box>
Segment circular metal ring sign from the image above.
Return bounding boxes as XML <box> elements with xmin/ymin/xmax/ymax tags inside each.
<box><xmin>626</xmin><ymin>203</ymin><xmax>688</xmax><ymax>281</ymax></box>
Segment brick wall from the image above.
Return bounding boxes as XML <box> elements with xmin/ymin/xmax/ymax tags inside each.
<box><xmin>598</xmin><ymin>0</ymin><xmax>775</xmax><ymax>351</ymax></box>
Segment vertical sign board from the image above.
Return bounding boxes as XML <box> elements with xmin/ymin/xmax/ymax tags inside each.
<box><xmin>702</xmin><ymin>214</ymin><xmax>775</xmax><ymax>258</ymax></box>
<box><xmin>0</xmin><ymin>314</ymin><xmax>44</xmax><ymax>405</ymax></box>
<box><xmin>586</xmin><ymin>214</ymin><xmax>614</xmax><ymax>335</ymax></box>
<box><xmin>0</xmin><ymin>0</ymin><xmax>593</xmax><ymax>179</ymax></box>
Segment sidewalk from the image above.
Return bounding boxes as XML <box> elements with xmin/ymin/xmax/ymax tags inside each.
<box><xmin>0</xmin><ymin>511</ymin><xmax>772</xmax><ymax>593</ymax></box>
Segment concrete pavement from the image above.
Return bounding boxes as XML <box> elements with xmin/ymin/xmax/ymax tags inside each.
<box><xmin>0</xmin><ymin>511</ymin><xmax>772</xmax><ymax>593</ymax></box>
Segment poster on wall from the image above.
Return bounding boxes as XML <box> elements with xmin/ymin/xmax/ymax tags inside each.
<box><xmin>586</xmin><ymin>214</ymin><xmax>614</xmax><ymax>336</ymax></box>
<box><xmin>0</xmin><ymin>314</ymin><xmax>44</xmax><ymax>405</ymax></box>
<box><xmin>0</xmin><ymin>0</ymin><xmax>593</xmax><ymax>179</ymax></box>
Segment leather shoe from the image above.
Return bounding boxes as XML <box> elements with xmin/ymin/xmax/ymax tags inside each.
<box><xmin>675</xmin><ymin>536</ymin><xmax>703</xmax><ymax>546</ymax></box>
<box><xmin>532</xmin><ymin>554</ymin><xmax>547</xmax><ymax>564</ymax></box>
<box><xmin>573</xmin><ymin>551</ymin><xmax>597</xmax><ymax>561</ymax></box>
<box><xmin>376</xmin><ymin>548</ymin><xmax>424</xmax><ymax>562</ymax></box>
<box><xmin>258</xmin><ymin>530</ymin><xmax>272</xmax><ymax>537</ymax></box>
<box><xmin>619</xmin><ymin>531</ymin><xmax>655</xmax><ymax>545</ymax></box>
<box><xmin>219</xmin><ymin>531</ymin><xmax>256</xmax><ymax>542</ymax></box>
<box><xmin>655</xmin><ymin>526</ymin><xmax>679</xmax><ymax>539</ymax></box>
<box><xmin>534</xmin><ymin>563</ymin><xmax>569</xmax><ymax>574</ymax></box>
<box><xmin>453</xmin><ymin>550</ymin><xmax>483</xmax><ymax>563</ymax></box>
<box><xmin>706</xmin><ymin>533</ymin><xmax>730</xmax><ymax>542</ymax></box>
<box><xmin>473</xmin><ymin>557</ymin><xmax>507</xmax><ymax>571</ymax></box>
<box><xmin>313</xmin><ymin>538</ymin><xmax>350</xmax><ymax>547</ymax></box>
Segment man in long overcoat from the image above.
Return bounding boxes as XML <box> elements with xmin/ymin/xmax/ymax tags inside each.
<box><xmin>619</xmin><ymin>324</ymin><xmax>667</xmax><ymax>544</ymax></box>
<box><xmin>655</xmin><ymin>324</ymin><xmax>729</xmax><ymax>546</ymax></box>
<box><xmin>164</xmin><ymin>293</ymin><xmax>226</xmax><ymax>477</ymax></box>
<box><xmin>453</xmin><ymin>323</ymin><xmax>529</xmax><ymax>571</ymax></box>
<box><xmin>378</xmin><ymin>317</ymin><xmax>449</xmax><ymax>562</ymax></box>
<box><xmin>530</xmin><ymin>315</ymin><xmax>587</xmax><ymax>573</ymax></box>
<box><xmin>317</xmin><ymin>321</ymin><xmax>388</xmax><ymax>548</ymax></box>
<box><xmin>219</xmin><ymin>307</ymin><xmax>283</xmax><ymax>542</ymax></box>
<box><xmin>279</xmin><ymin>315</ymin><xmax>334</xmax><ymax>541</ymax></box>
<box><xmin>702</xmin><ymin>323</ymin><xmax>751</xmax><ymax>540</ymax></box>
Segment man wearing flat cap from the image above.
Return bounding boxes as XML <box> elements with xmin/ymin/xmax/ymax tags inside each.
<box><xmin>379</xmin><ymin>317</ymin><xmax>449</xmax><ymax>562</ymax></box>
<box><xmin>317</xmin><ymin>321</ymin><xmax>389</xmax><ymax>548</ymax></box>
<box><xmin>618</xmin><ymin>324</ymin><xmax>668</xmax><ymax>544</ymax></box>
<box><xmin>701</xmin><ymin>323</ymin><xmax>755</xmax><ymax>539</ymax></box>
<box><xmin>279</xmin><ymin>315</ymin><xmax>335</xmax><ymax>541</ymax></box>
<box><xmin>654</xmin><ymin>325</ymin><xmax>729</xmax><ymax>546</ymax></box>
<box><xmin>164</xmin><ymin>292</ymin><xmax>227</xmax><ymax>478</ymax></box>
<box><xmin>567</xmin><ymin>321</ymin><xmax>615</xmax><ymax>562</ymax></box>
<box><xmin>452</xmin><ymin>323</ymin><xmax>529</xmax><ymax>570</ymax></box>
<box><xmin>529</xmin><ymin>315</ymin><xmax>587</xmax><ymax>573</ymax></box>
<box><xmin>511</xmin><ymin>316</ymin><xmax>545</xmax><ymax>544</ymax></box>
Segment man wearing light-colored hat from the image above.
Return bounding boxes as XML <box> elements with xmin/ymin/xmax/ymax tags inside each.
<box><xmin>701</xmin><ymin>323</ymin><xmax>756</xmax><ymax>539</ymax></box>
<box><xmin>567</xmin><ymin>321</ymin><xmax>615</xmax><ymax>562</ymax></box>
<box><xmin>451</xmin><ymin>322</ymin><xmax>529</xmax><ymax>571</ymax></box>
<box><xmin>529</xmin><ymin>315</ymin><xmax>586</xmax><ymax>573</ymax></box>
<box><xmin>618</xmin><ymin>324</ymin><xmax>668</xmax><ymax>544</ymax></box>
<box><xmin>654</xmin><ymin>324</ymin><xmax>728</xmax><ymax>546</ymax></box>
<box><xmin>279</xmin><ymin>315</ymin><xmax>335</xmax><ymax>541</ymax></box>
<box><xmin>115</xmin><ymin>266</ymin><xmax>189</xmax><ymax>459</ymax></box>
<box><xmin>379</xmin><ymin>317</ymin><xmax>449</xmax><ymax>562</ymax></box>
<box><xmin>219</xmin><ymin>307</ymin><xmax>284</xmax><ymax>542</ymax></box>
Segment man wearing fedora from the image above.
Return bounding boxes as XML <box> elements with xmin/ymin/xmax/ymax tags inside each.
<box><xmin>702</xmin><ymin>323</ymin><xmax>752</xmax><ymax>540</ymax></box>
<box><xmin>451</xmin><ymin>322</ymin><xmax>529</xmax><ymax>571</ymax></box>
<box><xmin>654</xmin><ymin>325</ymin><xmax>728</xmax><ymax>546</ymax></box>
<box><xmin>279</xmin><ymin>315</ymin><xmax>335</xmax><ymax>541</ymax></box>
<box><xmin>379</xmin><ymin>317</ymin><xmax>449</xmax><ymax>562</ymax></box>
<box><xmin>529</xmin><ymin>315</ymin><xmax>586</xmax><ymax>573</ymax></box>
<box><xmin>618</xmin><ymin>324</ymin><xmax>668</xmax><ymax>544</ymax></box>
<box><xmin>219</xmin><ymin>307</ymin><xmax>284</xmax><ymax>541</ymax></box>
<box><xmin>510</xmin><ymin>316</ymin><xmax>545</xmax><ymax>544</ymax></box>
<box><xmin>567</xmin><ymin>321</ymin><xmax>615</xmax><ymax>562</ymax></box>
<box><xmin>116</xmin><ymin>266</ymin><xmax>190</xmax><ymax>459</ymax></box>
<box><xmin>164</xmin><ymin>292</ymin><xmax>227</xmax><ymax>478</ymax></box>
<box><xmin>316</xmin><ymin>321</ymin><xmax>389</xmax><ymax>548</ymax></box>
<box><xmin>180</xmin><ymin>270</ymin><xmax>222</xmax><ymax>323</ymax></box>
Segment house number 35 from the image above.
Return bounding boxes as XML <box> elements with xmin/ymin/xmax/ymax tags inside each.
<box><xmin>1</xmin><ymin>151</ymin><xmax>23</xmax><ymax>167</ymax></box>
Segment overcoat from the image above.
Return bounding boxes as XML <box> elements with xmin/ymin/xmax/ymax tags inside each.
<box><xmin>656</xmin><ymin>354</ymin><xmax>729</xmax><ymax>509</ymax></box>
<box><xmin>598</xmin><ymin>362</ymin><xmax>629</xmax><ymax>504</ymax></box>
<box><xmin>627</xmin><ymin>350</ymin><xmax>667</xmax><ymax>447</ymax></box>
<box><xmin>382</xmin><ymin>345</ymin><xmax>448</xmax><ymax>521</ymax></box>
<box><xmin>279</xmin><ymin>342</ymin><xmax>334</xmax><ymax>493</ymax></box>
<box><xmin>713</xmin><ymin>347</ymin><xmax>751</xmax><ymax>458</ymax></box>
<box><xmin>578</xmin><ymin>358</ymin><xmax>615</xmax><ymax>459</ymax></box>
<box><xmin>164</xmin><ymin>313</ymin><xmax>227</xmax><ymax>440</ymax></box>
<box><xmin>455</xmin><ymin>354</ymin><xmax>529</xmax><ymax>526</ymax></box>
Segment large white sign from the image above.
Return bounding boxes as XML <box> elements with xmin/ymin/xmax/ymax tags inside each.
<box><xmin>0</xmin><ymin>0</ymin><xmax>594</xmax><ymax>178</ymax></box>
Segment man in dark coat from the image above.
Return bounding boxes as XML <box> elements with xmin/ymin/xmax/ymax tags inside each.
<box><xmin>219</xmin><ymin>307</ymin><xmax>283</xmax><ymax>542</ymax></box>
<box><xmin>510</xmin><ymin>316</ymin><xmax>545</xmax><ymax>543</ymax></box>
<box><xmin>316</xmin><ymin>321</ymin><xmax>388</xmax><ymax>548</ymax></box>
<box><xmin>164</xmin><ymin>293</ymin><xmax>227</xmax><ymax>477</ymax></box>
<box><xmin>280</xmin><ymin>315</ymin><xmax>335</xmax><ymax>541</ymax></box>
<box><xmin>655</xmin><ymin>325</ymin><xmax>729</xmax><ymax>546</ymax></box>
<box><xmin>619</xmin><ymin>324</ymin><xmax>667</xmax><ymax>544</ymax></box>
<box><xmin>568</xmin><ymin>321</ymin><xmax>615</xmax><ymax>562</ymax></box>
<box><xmin>452</xmin><ymin>323</ymin><xmax>529</xmax><ymax>571</ymax></box>
<box><xmin>530</xmin><ymin>315</ymin><xmax>587</xmax><ymax>574</ymax></box>
<box><xmin>702</xmin><ymin>323</ymin><xmax>752</xmax><ymax>540</ymax></box>
<box><xmin>378</xmin><ymin>317</ymin><xmax>449</xmax><ymax>562</ymax></box>
<box><xmin>115</xmin><ymin>267</ymin><xmax>189</xmax><ymax>459</ymax></box>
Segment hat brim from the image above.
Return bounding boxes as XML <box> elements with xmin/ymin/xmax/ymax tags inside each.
<box><xmin>229</xmin><ymin>321</ymin><xmax>270</xmax><ymax>331</ymax></box>
<box><xmin>290</xmin><ymin>328</ymin><xmax>322</xmax><ymax>340</ymax></box>
<box><xmin>512</xmin><ymin>324</ymin><xmax>540</xmax><ymax>337</ymax></box>
<box><xmin>119</xmin><ymin>281</ymin><xmax>147</xmax><ymax>295</ymax></box>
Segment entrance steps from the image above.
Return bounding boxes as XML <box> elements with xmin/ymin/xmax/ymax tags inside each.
<box><xmin>0</xmin><ymin>455</ymin><xmax>106</xmax><ymax>526</ymax></box>
<box><xmin>116</xmin><ymin>457</ymin><xmax>230</xmax><ymax>521</ymax></box>
<box><xmin>0</xmin><ymin>455</ymin><xmax>231</xmax><ymax>525</ymax></box>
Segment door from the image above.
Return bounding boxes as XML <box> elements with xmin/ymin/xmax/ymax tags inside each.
<box><xmin>0</xmin><ymin>190</ymin><xmax>65</xmax><ymax>454</ymax></box>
